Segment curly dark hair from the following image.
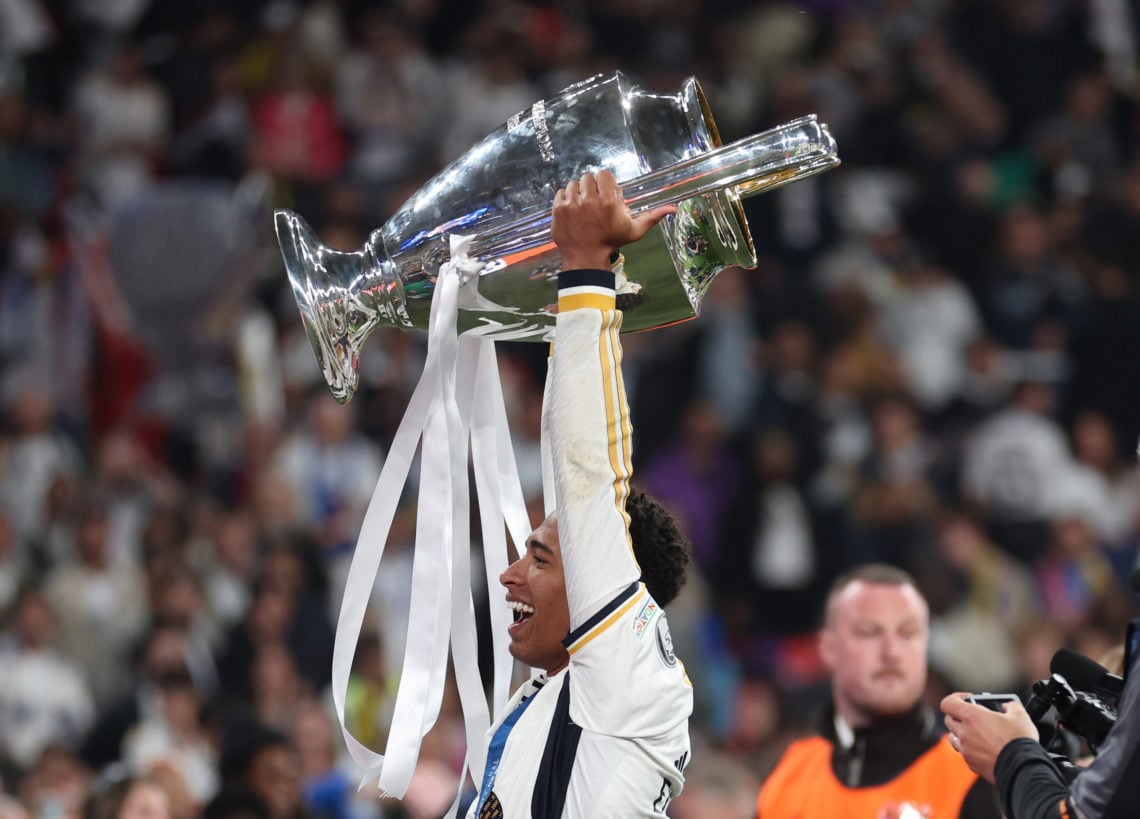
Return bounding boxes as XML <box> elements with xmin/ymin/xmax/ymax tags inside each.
<box><xmin>626</xmin><ymin>489</ymin><xmax>691</xmax><ymax>607</ymax></box>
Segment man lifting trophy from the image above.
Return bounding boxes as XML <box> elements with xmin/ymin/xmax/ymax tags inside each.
<box><xmin>273</xmin><ymin>71</ymin><xmax>839</xmax><ymax>811</ymax></box>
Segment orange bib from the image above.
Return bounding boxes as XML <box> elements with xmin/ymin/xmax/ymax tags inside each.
<box><xmin>757</xmin><ymin>735</ymin><xmax>979</xmax><ymax>819</ymax></box>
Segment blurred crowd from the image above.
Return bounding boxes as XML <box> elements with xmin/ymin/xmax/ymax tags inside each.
<box><xmin>2</xmin><ymin>0</ymin><xmax>1140</xmax><ymax>817</ymax></box>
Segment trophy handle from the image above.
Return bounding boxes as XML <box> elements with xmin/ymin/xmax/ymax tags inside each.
<box><xmin>470</xmin><ymin>115</ymin><xmax>839</xmax><ymax>263</ymax></box>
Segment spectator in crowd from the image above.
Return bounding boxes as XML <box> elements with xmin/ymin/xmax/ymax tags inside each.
<box><xmin>70</xmin><ymin>39</ymin><xmax>170</xmax><ymax>206</ymax></box>
<box><xmin>0</xmin><ymin>384</ymin><xmax>81</xmax><ymax>548</ymax></box>
<box><xmin>145</xmin><ymin>563</ymin><xmax>221</xmax><ymax>682</ymax></box>
<box><xmin>291</xmin><ymin>702</ymin><xmax>356</xmax><ymax>819</ymax></box>
<box><xmin>214</xmin><ymin>543</ymin><xmax>332</xmax><ymax>711</ymax></box>
<box><xmin>215</xmin><ymin>720</ymin><xmax>306</xmax><ymax>819</ymax></box>
<box><xmin>85</xmin><ymin>431</ymin><xmax>182</xmax><ymax>568</ymax></box>
<box><xmin>1067</xmin><ymin>409</ymin><xmax>1140</xmax><ymax>551</ymax></box>
<box><xmin>752</xmin><ymin>320</ymin><xmax>826</xmax><ymax>484</ymax></box>
<box><xmin>250</xmin><ymin>54</ymin><xmax>345</xmax><ymax>189</ymax></box>
<box><xmin>669</xmin><ymin>750</ymin><xmax>760</xmax><ymax>819</ymax></box>
<box><xmin>46</xmin><ymin>496</ymin><xmax>148</xmax><ymax>705</ymax></box>
<box><xmin>851</xmin><ymin>394</ymin><xmax>939</xmax><ymax>570</ymax></box>
<box><xmin>718</xmin><ymin>428</ymin><xmax>828</xmax><ymax>655</ymax></box>
<box><xmin>436</xmin><ymin>19</ymin><xmax>536</xmax><ymax>164</ymax></box>
<box><xmin>79</xmin><ymin>623</ymin><xmax>212</xmax><ymax>775</ymax></box>
<box><xmin>878</xmin><ymin>254</ymin><xmax>983</xmax><ymax>413</ymax></box>
<box><xmin>0</xmin><ymin>589</ymin><xmax>94</xmax><ymax>773</ymax></box>
<box><xmin>334</xmin><ymin>9</ymin><xmax>444</xmax><ymax>208</ymax></box>
<box><xmin>170</xmin><ymin>51</ymin><xmax>253</xmax><ymax>182</ymax></box>
<box><xmin>979</xmin><ymin>204</ymin><xmax>1088</xmax><ymax>350</ymax></box>
<box><xmin>960</xmin><ymin>378</ymin><xmax>1073</xmax><ymax>563</ymax></box>
<box><xmin>0</xmin><ymin>215</ymin><xmax>90</xmax><ymax>421</ymax></box>
<box><xmin>1034</xmin><ymin>513</ymin><xmax>1131</xmax><ymax>630</ymax></box>
<box><xmin>925</xmin><ymin>511</ymin><xmax>1039</xmax><ymax>694</ymax></box>
<box><xmin>248</xmin><ymin>643</ymin><xmax>309</xmax><ymax>735</ymax></box>
<box><xmin>120</xmin><ymin>667</ymin><xmax>217</xmax><ymax>811</ymax></box>
<box><xmin>200</xmin><ymin>508</ymin><xmax>258</xmax><ymax>633</ymax></box>
<box><xmin>85</xmin><ymin>774</ymin><xmax>173</xmax><ymax>819</ymax></box>
<box><xmin>271</xmin><ymin>393</ymin><xmax>382</xmax><ymax>551</ymax></box>
<box><xmin>693</xmin><ymin>266</ymin><xmax>763</xmax><ymax>440</ymax></box>
<box><xmin>0</xmin><ymin>511</ymin><xmax>28</xmax><ymax>615</ymax></box>
<box><xmin>1029</xmin><ymin>68</ymin><xmax>1122</xmax><ymax>194</ymax></box>
<box><xmin>16</xmin><ymin>745</ymin><xmax>92</xmax><ymax>819</ymax></box>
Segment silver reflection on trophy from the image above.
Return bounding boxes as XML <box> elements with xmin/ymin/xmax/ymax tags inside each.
<box><xmin>275</xmin><ymin>71</ymin><xmax>840</xmax><ymax>404</ymax></box>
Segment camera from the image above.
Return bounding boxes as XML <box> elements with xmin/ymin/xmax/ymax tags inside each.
<box><xmin>967</xmin><ymin>692</ymin><xmax>1021</xmax><ymax>712</ymax></box>
<box><xmin>1019</xmin><ymin>647</ymin><xmax>1123</xmax><ymax>763</ymax></box>
<box><xmin>1025</xmin><ymin>672</ymin><xmax>1117</xmax><ymax>753</ymax></box>
<box><xmin>969</xmin><ymin>649</ymin><xmax>1120</xmax><ymax>763</ymax></box>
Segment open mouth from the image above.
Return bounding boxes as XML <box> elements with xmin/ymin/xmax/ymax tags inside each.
<box><xmin>507</xmin><ymin>600</ymin><xmax>534</xmax><ymax>627</ymax></box>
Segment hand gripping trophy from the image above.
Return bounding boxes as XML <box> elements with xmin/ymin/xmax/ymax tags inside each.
<box><xmin>274</xmin><ymin>71</ymin><xmax>839</xmax><ymax>805</ymax></box>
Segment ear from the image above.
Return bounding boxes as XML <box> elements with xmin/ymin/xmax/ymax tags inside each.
<box><xmin>818</xmin><ymin>628</ymin><xmax>837</xmax><ymax>672</ymax></box>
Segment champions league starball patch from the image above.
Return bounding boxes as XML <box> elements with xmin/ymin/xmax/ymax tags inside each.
<box><xmin>655</xmin><ymin>614</ymin><xmax>677</xmax><ymax>668</ymax></box>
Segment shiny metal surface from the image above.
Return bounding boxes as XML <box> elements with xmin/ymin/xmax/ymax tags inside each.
<box><xmin>275</xmin><ymin>71</ymin><xmax>840</xmax><ymax>403</ymax></box>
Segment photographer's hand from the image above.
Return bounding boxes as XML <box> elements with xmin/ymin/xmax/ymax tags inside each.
<box><xmin>942</xmin><ymin>693</ymin><xmax>1040</xmax><ymax>784</ymax></box>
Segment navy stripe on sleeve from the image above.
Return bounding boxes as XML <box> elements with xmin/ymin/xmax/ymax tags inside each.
<box><xmin>562</xmin><ymin>582</ymin><xmax>640</xmax><ymax>648</ymax></box>
<box><xmin>558</xmin><ymin>268</ymin><xmax>615</xmax><ymax>292</ymax></box>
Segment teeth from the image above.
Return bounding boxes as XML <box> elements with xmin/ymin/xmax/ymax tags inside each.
<box><xmin>507</xmin><ymin>600</ymin><xmax>534</xmax><ymax>615</ymax></box>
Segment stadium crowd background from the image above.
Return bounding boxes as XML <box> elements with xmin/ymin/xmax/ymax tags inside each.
<box><xmin>2</xmin><ymin>0</ymin><xmax>1140</xmax><ymax>816</ymax></box>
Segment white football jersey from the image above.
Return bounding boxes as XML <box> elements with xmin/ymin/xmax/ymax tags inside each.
<box><xmin>467</xmin><ymin>269</ymin><xmax>693</xmax><ymax>818</ymax></box>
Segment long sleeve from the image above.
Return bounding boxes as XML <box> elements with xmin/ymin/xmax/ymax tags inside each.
<box><xmin>546</xmin><ymin>268</ymin><xmax>641</xmax><ymax>630</ymax></box>
<box><xmin>993</xmin><ymin>739</ymin><xmax>1075</xmax><ymax>819</ymax></box>
<box><xmin>1068</xmin><ymin>643</ymin><xmax>1140</xmax><ymax>818</ymax></box>
<box><xmin>545</xmin><ymin>267</ymin><xmax>691</xmax><ymax>740</ymax></box>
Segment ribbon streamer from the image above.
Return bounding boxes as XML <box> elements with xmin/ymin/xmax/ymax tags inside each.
<box><xmin>329</xmin><ymin>235</ymin><xmax>530</xmax><ymax>809</ymax></box>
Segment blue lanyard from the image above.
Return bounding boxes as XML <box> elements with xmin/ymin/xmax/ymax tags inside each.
<box><xmin>475</xmin><ymin>688</ymin><xmax>539</xmax><ymax>814</ymax></box>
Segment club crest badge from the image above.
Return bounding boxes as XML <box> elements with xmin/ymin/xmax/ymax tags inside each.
<box><xmin>655</xmin><ymin>614</ymin><xmax>677</xmax><ymax>668</ymax></box>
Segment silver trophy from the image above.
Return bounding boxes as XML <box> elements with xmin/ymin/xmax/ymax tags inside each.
<box><xmin>275</xmin><ymin>71</ymin><xmax>840</xmax><ymax>403</ymax></box>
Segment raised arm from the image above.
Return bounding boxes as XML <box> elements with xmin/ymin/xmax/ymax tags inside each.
<box><xmin>546</xmin><ymin>171</ymin><xmax>674</xmax><ymax>630</ymax></box>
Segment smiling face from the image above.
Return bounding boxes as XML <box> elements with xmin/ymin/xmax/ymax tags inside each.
<box><xmin>820</xmin><ymin>580</ymin><xmax>929</xmax><ymax>727</ymax></box>
<box><xmin>499</xmin><ymin>513</ymin><xmax>571</xmax><ymax>673</ymax></box>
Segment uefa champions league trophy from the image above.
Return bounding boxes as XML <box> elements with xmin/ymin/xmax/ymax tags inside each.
<box><xmin>275</xmin><ymin>71</ymin><xmax>840</xmax><ymax>403</ymax></box>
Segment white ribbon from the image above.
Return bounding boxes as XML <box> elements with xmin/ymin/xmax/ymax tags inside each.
<box><xmin>329</xmin><ymin>234</ymin><xmax>530</xmax><ymax>808</ymax></box>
